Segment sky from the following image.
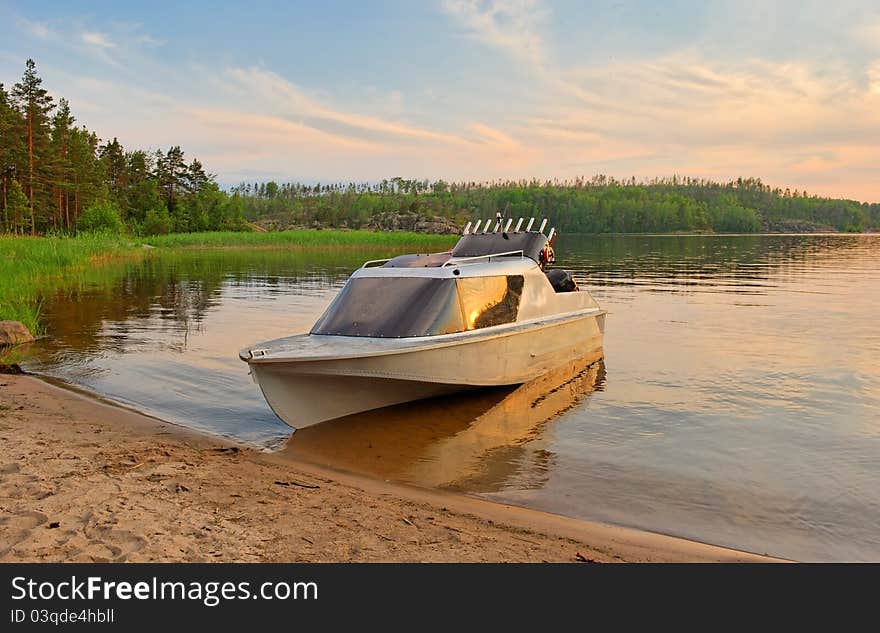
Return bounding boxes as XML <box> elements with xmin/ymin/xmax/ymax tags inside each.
<box><xmin>1</xmin><ymin>0</ymin><xmax>879</xmax><ymax>201</ymax></box>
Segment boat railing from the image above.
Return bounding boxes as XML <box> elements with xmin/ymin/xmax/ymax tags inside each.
<box><xmin>361</xmin><ymin>258</ymin><xmax>393</xmax><ymax>268</ymax></box>
<box><xmin>442</xmin><ymin>249</ymin><xmax>525</xmax><ymax>266</ymax></box>
<box><xmin>463</xmin><ymin>216</ymin><xmax>555</xmax><ymax>240</ymax></box>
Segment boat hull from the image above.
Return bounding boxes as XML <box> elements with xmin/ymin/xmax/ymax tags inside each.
<box><xmin>249</xmin><ymin>311</ymin><xmax>605</xmax><ymax>428</ymax></box>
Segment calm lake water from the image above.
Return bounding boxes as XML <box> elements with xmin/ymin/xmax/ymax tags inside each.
<box><xmin>21</xmin><ymin>234</ymin><xmax>880</xmax><ymax>561</ymax></box>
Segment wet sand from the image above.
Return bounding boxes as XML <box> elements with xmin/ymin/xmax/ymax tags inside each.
<box><xmin>0</xmin><ymin>375</ymin><xmax>781</xmax><ymax>562</ymax></box>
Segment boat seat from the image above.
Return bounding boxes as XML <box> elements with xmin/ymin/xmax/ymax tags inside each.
<box><xmin>545</xmin><ymin>269</ymin><xmax>577</xmax><ymax>292</ymax></box>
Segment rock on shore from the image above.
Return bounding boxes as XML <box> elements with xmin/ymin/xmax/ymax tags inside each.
<box><xmin>366</xmin><ymin>212</ymin><xmax>460</xmax><ymax>234</ymax></box>
<box><xmin>0</xmin><ymin>321</ymin><xmax>35</xmax><ymax>347</ymax></box>
<box><xmin>253</xmin><ymin>212</ymin><xmax>460</xmax><ymax>234</ymax></box>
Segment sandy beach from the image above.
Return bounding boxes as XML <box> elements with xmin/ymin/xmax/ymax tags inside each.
<box><xmin>0</xmin><ymin>374</ymin><xmax>780</xmax><ymax>562</ymax></box>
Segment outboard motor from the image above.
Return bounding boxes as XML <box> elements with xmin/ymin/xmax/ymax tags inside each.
<box><xmin>545</xmin><ymin>269</ymin><xmax>577</xmax><ymax>292</ymax></box>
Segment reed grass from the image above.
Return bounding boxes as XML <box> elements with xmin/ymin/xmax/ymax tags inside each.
<box><xmin>0</xmin><ymin>234</ymin><xmax>144</xmax><ymax>334</ymax></box>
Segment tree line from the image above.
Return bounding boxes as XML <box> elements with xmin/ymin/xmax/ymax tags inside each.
<box><xmin>0</xmin><ymin>59</ymin><xmax>247</xmax><ymax>235</ymax></box>
<box><xmin>3</xmin><ymin>58</ymin><xmax>877</xmax><ymax>237</ymax></box>
<box><xmin>233</xmin><ymin>175</ymin><xmax>879</xmax><ymax>234</ymax></box>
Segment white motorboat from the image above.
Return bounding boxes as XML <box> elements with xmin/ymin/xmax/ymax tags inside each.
<box><xmin>240</xmin><ymin>217</ymin><xmax>606</xmax><ymax>428</ymax></box>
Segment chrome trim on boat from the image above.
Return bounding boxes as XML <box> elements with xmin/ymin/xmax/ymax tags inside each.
<box><xmin>441</xmin><ymin>249</ymin><xmax>525</xmax><ymax>266</ymax></box>
<box><xmin>361</xmin><ymin>258</ymin><xmax>393</xmax><ymax>268</ymax></box>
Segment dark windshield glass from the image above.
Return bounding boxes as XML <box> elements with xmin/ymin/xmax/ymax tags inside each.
<box><xmin>311</xmin><ymin>275</ymin><xmax>524</xmax><ymax>338</ymax></box>
<box><xmin>311</xmin><ymin>277</ymin><xmax>465</xmax><ymax>337</ymax></box>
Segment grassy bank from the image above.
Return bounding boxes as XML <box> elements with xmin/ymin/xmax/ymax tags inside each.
<box><xmin>0</xmin><ymin>234</ymin><xmax>144</xmax><ymax>335</ymax></box>
<box><xmin>0</xmin><ymin>230</ymin><xmax>458</xmax><ymax>335</ymax></box>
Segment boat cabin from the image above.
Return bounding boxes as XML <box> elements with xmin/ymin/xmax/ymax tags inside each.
<box><xmin>310</xmin><ymin>218</ymin><xmax>596</xmax><ymax>338</ymax></box>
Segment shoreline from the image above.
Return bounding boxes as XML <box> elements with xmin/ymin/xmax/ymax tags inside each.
<box><xmin>0</xmin><ymin>374</ymin><xmax>783</xmax><ymax>562</ymax></box>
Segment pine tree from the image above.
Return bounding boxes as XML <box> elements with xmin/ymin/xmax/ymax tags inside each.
<box><xmin>186</xmin><ymin>158</ymin><xmax>209</xmax><ymax>194</ymax></box>
<box><xmin>67</xmin><ymin>127</ymin><xmax>102</xmax><ymax>226</ymax></box>
<box><xmin>50</xmin><ymin>97</ymin><xmax>76</xmax><ymax>230</ymax></box>
<box><xmin>11</xmin><ymin>59</ymin><xmax>55</xmax><ymax>234</ymax></box>
<box><xmin>125</xmin><ymin>150</ymin><xmax>161</xmax><ymax>225</ymax></box>
<box><xmin>6</xmin><ymin>179</ymin><xmax>29</xmax><ymax>234</ymax></box>
<box><xmin>1</xmin><ymin>82</ymin><xmax>26</xmax><ymax>233</ymax></box>
<box><xmin>158</xmin><ymin>146</ymin><xmax>187</xmax><ymax>206</ymax></box>
<box><xmin>99</xmin><ymin>137</ymin><xmax>127</xmax><ymax>202</ymax></box>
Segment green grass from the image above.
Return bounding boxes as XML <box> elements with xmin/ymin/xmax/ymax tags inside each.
<box><xmin>0</xmin><ymin>229</ymin><xmax>458</xmax><ymax>335</ymax></box>
<box><xmin>0</xmin><ymin>233</ymin><xmax>144</xmax><ymax>335</ymax></box>
<box><xmin>141</xmin><ymin>229</ymin><xmax>458</xmax><ymax>249</ymax></box>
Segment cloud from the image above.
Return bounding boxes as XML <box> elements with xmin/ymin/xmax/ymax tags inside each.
<box><xmin>81</xmin><ymin>32</ymin><xmax>116</xmax><ymax>48</ymax></box>
<box><xmin>869</xmin><ymin>60</ymin><xmax>880</xmax><ymax>94</ymax></box>
<box><xmin>853</xmin><ymin>18</ymin><xmax>880</xmax><ymax>50</ymax></box>
<box><xmin>550</xmin><ymin>53</ymin><xmax>880</xmax><ymax>149</ymax></box>
<box><xmin>226</xmin><ymin>66</ymin><xmax>475</xmax><ymax>147</ymax></box>
<box><xmin>787</xmin><ymin>153</ymin><xmax>840</xmax><ymax>174</ymax></box>
<box><xmin>179</xmin><ymin>107</ymin><xmax>385</xmax><ymax>153</ymax></box>
<box><xmin>34</xmin><ymin>59</ymin><xmax>535</xmax><ymax>184</ymax></box>
<box><xmin>441</xmin><ymin>0</ymin><xmax>547</xmax><ymax>65</ymax></box>
<box><xmin>470</xmin><ymin>122</ymin><xmax>520</xmax><ymax>150</ymax></box>
<box><xmin>134</xmin><ymin>33</ymin><xmax>166</xmax><ymax>47</ymax></box>
<box><xmin>18</xmin><ymin>18</ymin><xmax>51</xmax><ymax>39</ymax></box>
<box><xmin>388</xmin><ymin>90</ymin><xmax>404</xmax><ymax>112</ymax></box>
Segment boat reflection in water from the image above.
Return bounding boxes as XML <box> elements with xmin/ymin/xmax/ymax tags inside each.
<box><xmin>282</xmin><ymin>352</ymin><xmax>604</xmax><ymax>493</ymax></box>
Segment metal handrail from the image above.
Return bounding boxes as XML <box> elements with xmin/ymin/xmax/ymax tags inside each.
<box><xmin>441</xmin><ymin>249</ymin><xmax>525</xmax><ymax>267</ymax></box>
<box><xmin>361</xmin><ymin>258</ymin><xmax>392</xmax><ymax>268</ymax></box>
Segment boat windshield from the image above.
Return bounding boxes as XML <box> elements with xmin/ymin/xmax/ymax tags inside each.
<box><xmin>311</xmin><ymin>276</ymin><xmax>524</xmax><ymax>337</ymax></box>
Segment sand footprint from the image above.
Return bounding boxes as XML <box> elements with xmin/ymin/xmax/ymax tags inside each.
<box><xmin>84</xmin><ymin>526</ymin><xmax>147</xmax><ymax>562</ymax></box>
<box><xmin>0</xmin><ymin>510</ymin><xmax>48</xmax><ymax>556</ymax></box>
<box><xmin>0</xmin><ymin>472</ymin><xmax>45</xmax><ymax>499</ymax></box>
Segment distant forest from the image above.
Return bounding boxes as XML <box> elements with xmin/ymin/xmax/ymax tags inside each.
<box><xmin>2</xmin><ymin>58</ymin><xmax>878</xmax><ymax>236</ymax></box>
<box><xmin>233</xmin><ymin>176</ymin><xmax>879</xmax><ymax>234</ymax></box>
